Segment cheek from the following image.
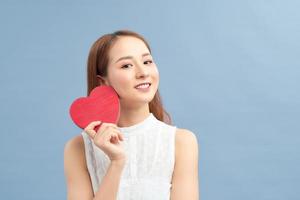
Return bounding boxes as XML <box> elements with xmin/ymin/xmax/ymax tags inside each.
<box><xmin>116</xmin><ymin>74</ymin><xmax>130</xmax><ymax>85</ymax></box>
<box><xmin>109</xmin><ymin>71</ymin><xmax>132</xmax><ymax>92</ymax></box>
<box><xmin>152</xmin><ymin>66</ymin><xmax>160</xmax><ymax>81</ymax></box>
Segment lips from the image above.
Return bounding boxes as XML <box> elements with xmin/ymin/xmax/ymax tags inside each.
<box><xmin>134</xmin><ymin>82</ymin><xmax>151</xmax><ymax>88</ymax></box>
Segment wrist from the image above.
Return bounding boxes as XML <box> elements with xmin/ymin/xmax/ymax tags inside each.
<box><xmin>110</xmin><ymin>158</ymin><xmax>126</xmax><ymax>167</ymax></box>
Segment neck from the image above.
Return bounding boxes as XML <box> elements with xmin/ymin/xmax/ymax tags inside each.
<box><xmin>117</xmin><ymin>103</ymin><xmax>150</xmax><ymax>127</ymax></box>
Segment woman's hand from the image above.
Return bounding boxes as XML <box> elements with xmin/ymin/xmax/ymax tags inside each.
<box><xmin>84</xmin><ymin>121</ymin><xmax>126</xmax><ymax>163</ymax></box>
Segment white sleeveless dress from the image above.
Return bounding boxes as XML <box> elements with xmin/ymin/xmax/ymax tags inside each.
<box><xmin>81</xmin><ymin>113</ymin><xmax>177</xmax><ymax>200</ymax></box>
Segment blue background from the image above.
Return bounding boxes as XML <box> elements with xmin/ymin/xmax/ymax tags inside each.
<box><xmin>1</xmin><ymin>0</ymin><xmax>299</xmax><ymax>199</ymax></box>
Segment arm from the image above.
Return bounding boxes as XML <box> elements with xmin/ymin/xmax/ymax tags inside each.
<box><xmin>64</xmin><ymin>135</ymin><xmax>125</xmax><ymax>200</ymax></box>
<box><xmin>170</xmin><ymin>129</ymin><xmax>200</xmax><ymax>200</ymax></box>
<box><xmin>94</xmin><ymin>160</ymin><xmax>125</xmax><ymax>200</ymax></box>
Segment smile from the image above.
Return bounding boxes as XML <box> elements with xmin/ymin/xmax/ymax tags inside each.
<box><xmin>135</xmin><ymin>83</ymin><xmax>151</xmax><ymax>89</ymax></box>
<box><xmin>135</xmin><ymin>83</ymin><xmax>151</xmax><ymax>92</ymax></box>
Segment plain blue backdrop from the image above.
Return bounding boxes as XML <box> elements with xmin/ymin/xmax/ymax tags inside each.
<box><xmin>0</xmin><ymin>0</ymin><xmax>299</xmax><ymax>199</ymax></box>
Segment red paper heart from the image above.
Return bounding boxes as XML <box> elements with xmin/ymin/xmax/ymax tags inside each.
<box><xmin>69</xmin><ymin>86</ymin><xmax>120</xmax><ymax>132</ymax></box>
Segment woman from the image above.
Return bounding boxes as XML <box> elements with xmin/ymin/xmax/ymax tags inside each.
<box><xmin>64</xmin><ymin>30</ymin><xmax>199</xmax><ymax>200</ymax></box>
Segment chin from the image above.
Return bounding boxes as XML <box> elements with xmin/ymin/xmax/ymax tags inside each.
<box><xmin>136</xmin><ymin>96</ymin><xmax>154</xmax><ymax>103</ymax></box>
<box><xmin>125</xmin><ymin>94</ymin><xmax>155</xmax><ymax>105</ymax></box>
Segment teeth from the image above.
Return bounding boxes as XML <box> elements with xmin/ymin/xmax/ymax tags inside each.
<box><xmin>136</xmin><ymin>83</ymin><xmax>150</xmax><ymax>89</ymax></box>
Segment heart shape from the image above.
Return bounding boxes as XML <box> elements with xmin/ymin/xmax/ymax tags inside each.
<box><xmin>69</xmin><ymin>86</ymin><xmax>120</xmax><ymax>132</ymax></box>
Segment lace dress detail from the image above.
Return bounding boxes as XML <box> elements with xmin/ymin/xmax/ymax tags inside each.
<box><xmin>81</xmin><ymin>113</ymin><xmax>177</xmax><ymax>200</ymax></box>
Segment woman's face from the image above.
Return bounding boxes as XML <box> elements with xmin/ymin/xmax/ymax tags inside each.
<box><xmin>99</xmin><ymin>36</ymin><xmax>159</xmax><ymax>107</ymax></box>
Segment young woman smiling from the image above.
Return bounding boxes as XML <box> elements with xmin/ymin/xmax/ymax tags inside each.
<box><xmin>64</xmin><ymin>30</ymin><xmax>199</xmax><ymax>200</ymax></box>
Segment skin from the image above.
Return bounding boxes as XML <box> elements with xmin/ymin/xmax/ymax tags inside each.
<box><xmin>64</xmin><ymin>36</ymin><xmax>199</xmax><ymax>200</ymax></box>
<box><xmin>97</xmin><ymin>36</ymin><xmax>159</xmax><ymax>127</ymax></box>
<box><xmin>98</xmin><ymin>36</ymin><xmax>199</xmax><ymax>199</ymax></box>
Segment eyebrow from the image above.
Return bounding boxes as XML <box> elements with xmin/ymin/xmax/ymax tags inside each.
<box><xmin>114</xmin><ymin>53</ymin><xmax>151</xmax><ymax>64</ymax></box>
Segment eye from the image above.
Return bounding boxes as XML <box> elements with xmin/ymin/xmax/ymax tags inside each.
<box><xmin>121</xmin><ymin>64</ymin><xmax>132</xmax><ymax>69</ymax></box>
<box><xmin>144</xmin><ymin>60</ymin><xmax>153</xmax><ymax>65</ymax></box>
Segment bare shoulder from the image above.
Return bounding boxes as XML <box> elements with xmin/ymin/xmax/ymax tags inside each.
<box><xmin>64</xmin><ymin>134</ymin><xmax>94</xmax><ymax>199</ymax></box>
<box><xmin>175</xmin><ymin>128</ymin><xmax>199</xmax><ymax>149</ymax></box>
<box><xmin>65</xmin><ymin>135</ymin><xmax>83</xmax><ymax>149</ymax></box>
<box><xmin>64</xmin><ymin>134</ymin><xmax>87</xmax><ymax>171</ymax></box>
<box><xmin>170</xmin><ymin>128</ymin><xmax>199</xmax><ymax>199</ymax></box>
<box><xmin>174</xmin><ymin>128</ymin><xmax>199</xmax><ymax>161</ymax></box>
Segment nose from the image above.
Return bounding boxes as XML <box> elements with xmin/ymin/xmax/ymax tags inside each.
<box><xmin>135</xmin><ymin>62</ymin><xmax>149</xmax><ymax>78</ymax></box>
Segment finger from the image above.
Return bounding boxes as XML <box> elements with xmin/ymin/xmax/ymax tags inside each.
<box><xmin>96</xmin><ymin>124</ymin><xmax>111</xmax><ymax>137</ymax></box>
<box><xmin>111</xmin><ymin>132</ymin><xmax>120</xmax><ymax>143</ymax></box>
<box><xmin>110</xmin><ymin>134</ymin><xmax>118</xmax><ymax>143</ymax></box>
<box><xmin>117</xmin><ymin>132</ymin><xmax>124</xmax><ymax>141</ymax></box>
<box><xmin>84</xmin><ymin>128</ymin><xmax>97</xmax><ymax>139</ymax></box>
<box><xmin>98</xmin><ymin>123</ymin><xmax>119</xmax><ymax>132</ymax></box>
<box><xmin>97</xmin><ymin>123</ymin><xmax>118</xmax><ymax>134</ymax></box>
<box><xmin>113</xmin><ymin>131</ymin><xmax>123</xmax><ymax>143</ymax></box>
<box><xmin>103</xmin><ymin>129</ymin><xmax>119</xmax><ymax>143</ymax></box>
<box><xmin>85</xmin><ymin>121</ymin><xmax>102</xmax><ymax>132</ymax></box>
<box><xmin>84</xmin><ymin>121</ymin><xmax>102</xmax><ymax>139</ymax></box>
<box><xmin>103</xmin><ymin>122</ymin><xmax>118</xmax><ymax>128</ymax></box>
<box><xmin>109</xmin><ymin>128</ymin><xmax>123</xmax><ymax>141</ymax></box>
<box><xmin>95</xmin><ymin>126</ymin><xmax>115</xmax><ymax>142</ymax></box>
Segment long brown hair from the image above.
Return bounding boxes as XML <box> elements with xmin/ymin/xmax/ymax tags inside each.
<box><xmin>86</xmin><ymin>30</ymin><xmax>172</xmax><ymax>125</ymax></box>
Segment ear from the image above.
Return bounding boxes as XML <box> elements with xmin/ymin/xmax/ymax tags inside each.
<box><xmin>96</xmin><ymin>75</ymin><xmax>109</xmax><ymax>86</ymax></box>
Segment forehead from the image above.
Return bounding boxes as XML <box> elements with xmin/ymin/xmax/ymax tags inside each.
<box><xmin>109</xmin><ymin>36</ymin><xmax>150</xmax><ymax>61</ymax></box>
